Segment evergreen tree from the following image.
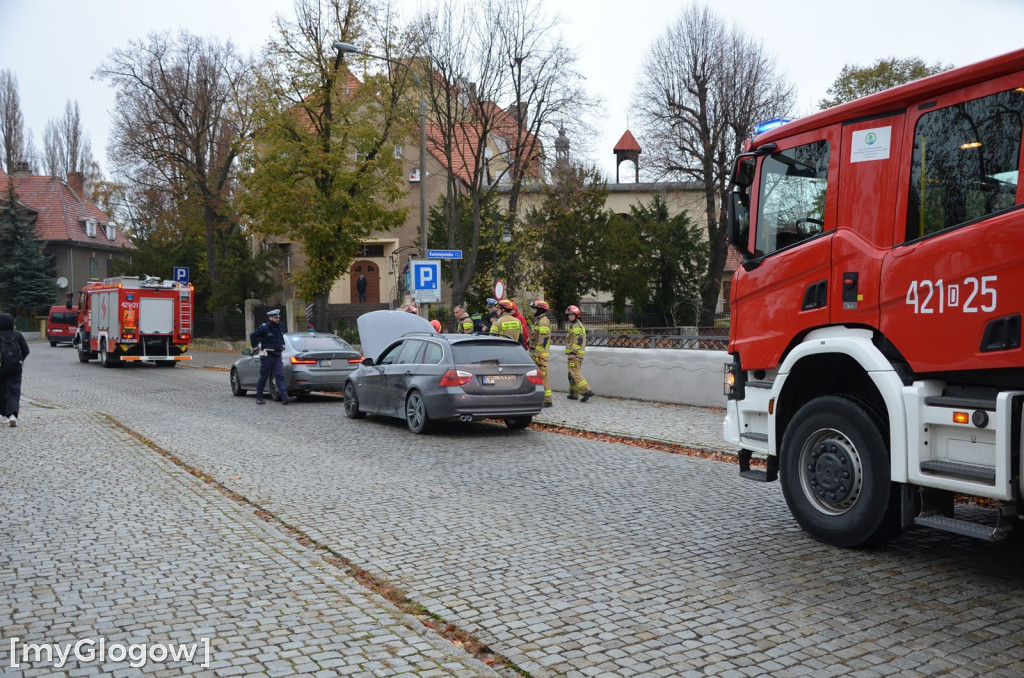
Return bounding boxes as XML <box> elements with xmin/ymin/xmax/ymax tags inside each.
<box><xmin>427</xmin><ymin>192</ymin><xmax>507</xmax><ymax>308</ymax></box>
<box><xmin>524</xmin><ymin>165</ymin><xmax>611</xmax><ymax>319</ymax></box>
<box><xmin>0</xmin><ymin>179</ymin><xmax>56</xmax><ymax>315</ymax></box>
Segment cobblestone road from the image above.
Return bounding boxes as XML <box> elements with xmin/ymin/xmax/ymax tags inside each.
<box><xmin>4</xmin><ymin>344</ymin><xmax>1024</xmax><ymax>677</ymax></box>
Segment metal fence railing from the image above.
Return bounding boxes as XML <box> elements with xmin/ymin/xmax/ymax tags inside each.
<box><xmin>550</xmin><ymin>326</ymin><xmax>729</xmax><ymax>351</ymax></box>
<box><xmin>190</xmin><ymin>314</ymin><xmax>731</xmax><ymax>351</ymax></box>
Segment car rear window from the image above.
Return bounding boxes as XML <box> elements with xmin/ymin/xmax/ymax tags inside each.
<box><xmin>49</xmin><ymin>312</ymin><xmax>78</xmax><ymax>324</ymax></box>
<box><xmin>452</xmin><ymin>341</ymin><xmax>531</xmax><ymax>364</ymax></box>
<box><xmin>288</xmin><ymin>335</ymin><xmax>355</xmax><ymax>351</ymax></box>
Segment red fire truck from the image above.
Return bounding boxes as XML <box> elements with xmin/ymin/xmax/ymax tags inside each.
<box><xmin>74</xmin><ymin>276</ymin><xmax>194</xmax><ymax>367</ymax></box>
<box><xmin>723</xmin><ymin>48</ymin><xmax>1024</xmax><ymax>546</ymax></box>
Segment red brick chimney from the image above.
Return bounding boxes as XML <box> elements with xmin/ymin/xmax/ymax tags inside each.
<box><xmin>66</xmin><ymin>171</ymin><xmax>85</xmax><ymax>196</ymax></box>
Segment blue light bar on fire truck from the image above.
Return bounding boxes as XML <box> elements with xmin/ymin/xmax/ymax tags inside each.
<box><xmin>755</xmin><ymin>118</ymin><xmax>794</xmax><ymax>135</ymax></box>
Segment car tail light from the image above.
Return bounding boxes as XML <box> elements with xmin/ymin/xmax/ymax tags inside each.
<box><xmin>348</xmin><ymin>356</ymin><xmax>364</xmax><ymax>363</ymax></box>
<box><xmin>439</xmin><ymin>369</ymin><xmax>472</xmax><ymax>386</ymax></box>
<box><xmin>526</xmin><ymin>369</ymin><xmax>543</xmax><ymax>385</ymax></box>
<box><xmin>290</xmin><ymin>356</ymin><xmax>318</xmax><ymax>365</ymax></box>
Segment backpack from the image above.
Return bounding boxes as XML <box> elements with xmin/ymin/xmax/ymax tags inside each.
<box><xmin>0</xmin><ymin>333</ymin><xmax>21</xmax><ymax>372</ymax></box>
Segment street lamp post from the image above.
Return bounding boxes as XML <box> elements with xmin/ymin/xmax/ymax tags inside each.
<box><xmin>493</xmin><ymin>226</ymin><xmax>512</xmax><ymax>295</ymax></box>
<box><xmin>334</xmin><ymin>41</ymin><xmax>428</xmax><ymax>311</ymax></box>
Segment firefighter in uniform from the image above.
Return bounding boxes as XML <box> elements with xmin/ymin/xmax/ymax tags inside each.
<box><xmin>528</xmin><ymin>300</ymin><xmax>553</xmax><ymax>407</ymax></box>
<box><xmin>565</xmin><ymin>305</ymin><xmax>594</xmax><ymax>402</ymax></box>
<box><xmin>489</xmin><ymin>299</ymin><xmax>523</xmax><ymax>342</ymax></box>
<box><xmin>454</xmin><ymin>304</ymin><xmax>475</xmax><ymax>333</ymax></box>
<box><xmin>250</xmin><ymin>309</ymin><xmax>291</xmax><ymax>405</ymax></box>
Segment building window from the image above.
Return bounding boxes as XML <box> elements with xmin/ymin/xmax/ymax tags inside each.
<box><xmin>85</xmin><ymin>219</ymin><xmax>97</xmax><ymax>237</ymax></box>
<box><xmin>277</xmin><ymin>243</ymin><xmax>291</xmax><ymax>272</ymax></box>
<box><xmin>394</xmin><ymin>145</ymin><xmax>403</xmax><ymax>159</ymax></box>
<box><xmin>358</xmin><ymin>244</ymin><xmax>385</xmax><ymax>257</ymax></box>
<box><xmin>89</xmin><ymin>256</ymin><xmax>98</xmax><ymax>278</ymax></box>
<box><xmin>105</xmin><ymin>223</ymin><xmax>116</xmax><ymax>241</ymax></box>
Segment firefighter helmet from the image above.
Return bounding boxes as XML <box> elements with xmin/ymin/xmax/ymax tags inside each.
<box><xmin>404</xmin><ymin>304</ymin><xmax>418</xmax><ymax>315</ymax></box>
<box><xmin>565</xmin><ymin>304</ymin><xmax>581</xmax><ymax>317</ymax></box>
<box><xmin>430</xmin><ymin>319</ymin><xmax>442</xmax><ymax>332</ymax></box>
<box><xmin>498</xmin><ymin>299</ymin><xmax>515</xmax><ymax>312</ymax></box>
<box><xmin>531</xmin><ymin>300</ymin><xmax>549</xmax><ymax>312</ymax></box>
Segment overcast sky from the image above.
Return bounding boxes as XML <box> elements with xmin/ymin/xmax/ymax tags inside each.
<box><xmin>2</xmin><ymin>0</ymin><xmax>1023</xmax><ymax>181</ymax></box>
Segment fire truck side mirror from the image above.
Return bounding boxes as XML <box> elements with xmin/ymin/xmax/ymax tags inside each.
<box><xmin>727</xmin><ymin>191</ymin><xmax>753</xmax><ymax>259</ymax></box>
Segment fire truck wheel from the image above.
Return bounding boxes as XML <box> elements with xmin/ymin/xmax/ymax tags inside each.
<box><xmin>77</xmin><ymin>339</ymin><xmax>91</xmax><ymax>363</ymax></box>
<box><xmin>780</xmin><ymin>395</ymin><xmax>901</xmax><ymax>548</ymax></box>
<box><xmin>343</xmin><ymin>382</ymin><xmax>365</xmax><ymax>419</ymax></box>
<box><xmin>230</xmin><ymin>368</ymin><xmax>247</xmax><ymax>397</ymax></box>
<box><xmin>100</xmin><ymin>343</ymin><xmax>120</xmax><ymax>368</ymax></box>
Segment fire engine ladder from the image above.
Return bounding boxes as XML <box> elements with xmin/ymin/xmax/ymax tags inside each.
<box><xmin>179</xmin><ymin>289</ymin><xmax>193</xmax><ymax>335</ymax></box>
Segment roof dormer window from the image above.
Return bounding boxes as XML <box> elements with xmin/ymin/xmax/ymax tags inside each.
<box><xmin>85</xmin><ymin>218</ymin><xmax>97</xmax><ymax>238</ymax></box>
<box><xmin>105</xmin><ymin>222</ymin><xmax>116</xmax><ymax>241</ymax></box>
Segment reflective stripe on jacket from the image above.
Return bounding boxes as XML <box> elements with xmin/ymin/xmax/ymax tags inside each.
<box><xmin>490</xmin><ymin>316</ymin><xmax>523</xmax><ymax>342</ymax></box>
<box><xmin>565</xmin><ymin>319</ymin><xmax>586</xmax><ymax>356</ymax></box>
<box><xmin>529</xmin><ymin>314</ymin><xmax>551</xmax><ymax>354</ymax></box>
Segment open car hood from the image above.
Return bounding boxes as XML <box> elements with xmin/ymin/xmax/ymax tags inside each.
<box><xmin>357</xmin><ymin>309</ymin><xmax>435</xmax><ymax>362</ymax></box>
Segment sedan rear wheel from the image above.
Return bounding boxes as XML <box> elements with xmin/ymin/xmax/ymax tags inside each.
<box><xmin>344</xmin><ymin>382</ymin><xmax>365</xmax><ymax>419</ymax></box>
<box><xmin>505</xmin><ymin>416</ymin><xmax>533</xmax><ymax>430</ymax></box>
<box><xmin>269</xmin><ymin>378</ymin><xmax>283</xmax><ymax>402</ymax></box>
<box><xmin>405</xmin><ymin>390</ymin><xmax>431</xmax><ymax>434</ymax></box>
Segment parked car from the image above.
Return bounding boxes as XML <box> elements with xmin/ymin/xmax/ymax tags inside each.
<box><xmin>230</xmin><ymin>332</ymin><xmax>363</xmax><ymax>401</ymax></box>
<box><xmin>344</xmin><ymin>310</ymin><xmax>544</xmax><ymax>433</ymax></box>
<box><xmin>47</xmin><ymin>305</ymin><xmax>79</xmax><ymax>346</ymax></box>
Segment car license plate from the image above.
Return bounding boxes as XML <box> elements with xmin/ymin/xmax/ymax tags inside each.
<box><xmin>483</xmin><ymin>374</ymin><xmax>516</xmax><ymax>385</ymax></box>
<box><xmin>318</xmin><ymin>359</ymin><xmax>332</xmax><ymax>367</ymax></box>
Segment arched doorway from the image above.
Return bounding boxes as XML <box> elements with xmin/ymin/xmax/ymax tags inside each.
<box><xmin>350</xmin><ymin>260</ymin><xmax>380</xmax><ymax>303</ymax></box>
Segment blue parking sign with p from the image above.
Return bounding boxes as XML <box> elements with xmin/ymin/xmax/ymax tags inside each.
<box><xmin>173</xmin><ymin>266</ymin><xmax>189</xmax><ymax>284</ymax></box>
<box><xmin>413</xmin><ymin>261</ymin><xmax>439</xmax><ymax>289</ymax></box>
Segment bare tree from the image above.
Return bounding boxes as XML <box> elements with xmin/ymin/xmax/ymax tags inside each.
<box><xmin>96</xmin><ymin>31</ymin><xmax>254</xmax><ymax>333</ymax></box>
<box><xmin>414</xmin><ymin>0</ymin><xmax>593</xmax><ymax>305</ymax></box>
<box><xmin>635</xmin><ymin>3</ymin><xmax>793</xmax><ymax>324</ymax></box>
<box><xmin>43</xmin><ymin>100</ymin><xmax>99</xmax><ymax>189</ymax></box>
<box><xmin>0</xmin><ymin>69</ymin><xmax>31</xmax><ymax>173</ymax></box>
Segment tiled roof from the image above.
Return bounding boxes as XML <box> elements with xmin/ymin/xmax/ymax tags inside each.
<box><xmin>724</xmin><ymin>245</ymin><xmax>744</xmax><ymax>273</ymax></box>
<box><xmin>0</xmin><ymin>169</ymin><xmax>134</xmax><ymax>249</ymax></box>
<box><xmin>614</xmin><ymin>130</ymin><xmax>641</xmax><ymax>153</ymax></box>
<box><xmin>425</xmin><ymin>101</ymin><xmax>543</xmax><ymax>187</ymax></box>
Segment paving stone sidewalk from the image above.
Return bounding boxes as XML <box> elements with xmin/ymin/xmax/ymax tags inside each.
<box><xmin>0</xmin><ymin>400</ymin><xmax>498</xmax><ymax>677</ymax></box>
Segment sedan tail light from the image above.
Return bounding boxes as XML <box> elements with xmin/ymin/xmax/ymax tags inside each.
<box><xmin>526</xmin><ymin>369</ymin><xmax>543</xmax><ymax>385</ymax></box>
<box><xmin>290</xmin><ymin>356</ymin><xmax>318</xmax><ymax>365</ymax></box>
<box><xmin>439</xmin><ymin>369</ymin><xmax>473</xmax><ymax>386</ymax></box>
<box><xmin>348</xmin><ymin>356</ymin><xmax>364</xmax><ymax>363</ymax></box>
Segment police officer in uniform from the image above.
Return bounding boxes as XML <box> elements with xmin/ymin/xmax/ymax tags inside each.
<box><xmin>250</xmin><ymin>309</ymin><xmax>291</xmax><ymax>405</ymax></box>
<box><xmin>528</xmin><ymin>300</ymin><xmax>552</xmax><ymax>407</ymax></box>
<box><xmin>565</xmin><ymin>305</ymin><xmax>594</xmax><ymax>402</ymax></box>
<box><xmin>489</xmin><ymin>299</ymin><xmax>523</xmax><ymax>342</ymax></box>
<box><xmin>482</xmin><ymin>298</ymin><xmax>498</xmax><ymax>333</ymax></box>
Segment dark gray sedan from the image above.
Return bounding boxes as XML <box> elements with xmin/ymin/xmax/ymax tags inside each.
<box><xmin>344</xmin><ymin>310</ymin><xmax>544</xmax><ymax>433</ymax></box>
<box><xmin>230</xmin><ymin>332</ymin><xmax>363</xmax><ymax>401</ymax></box>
